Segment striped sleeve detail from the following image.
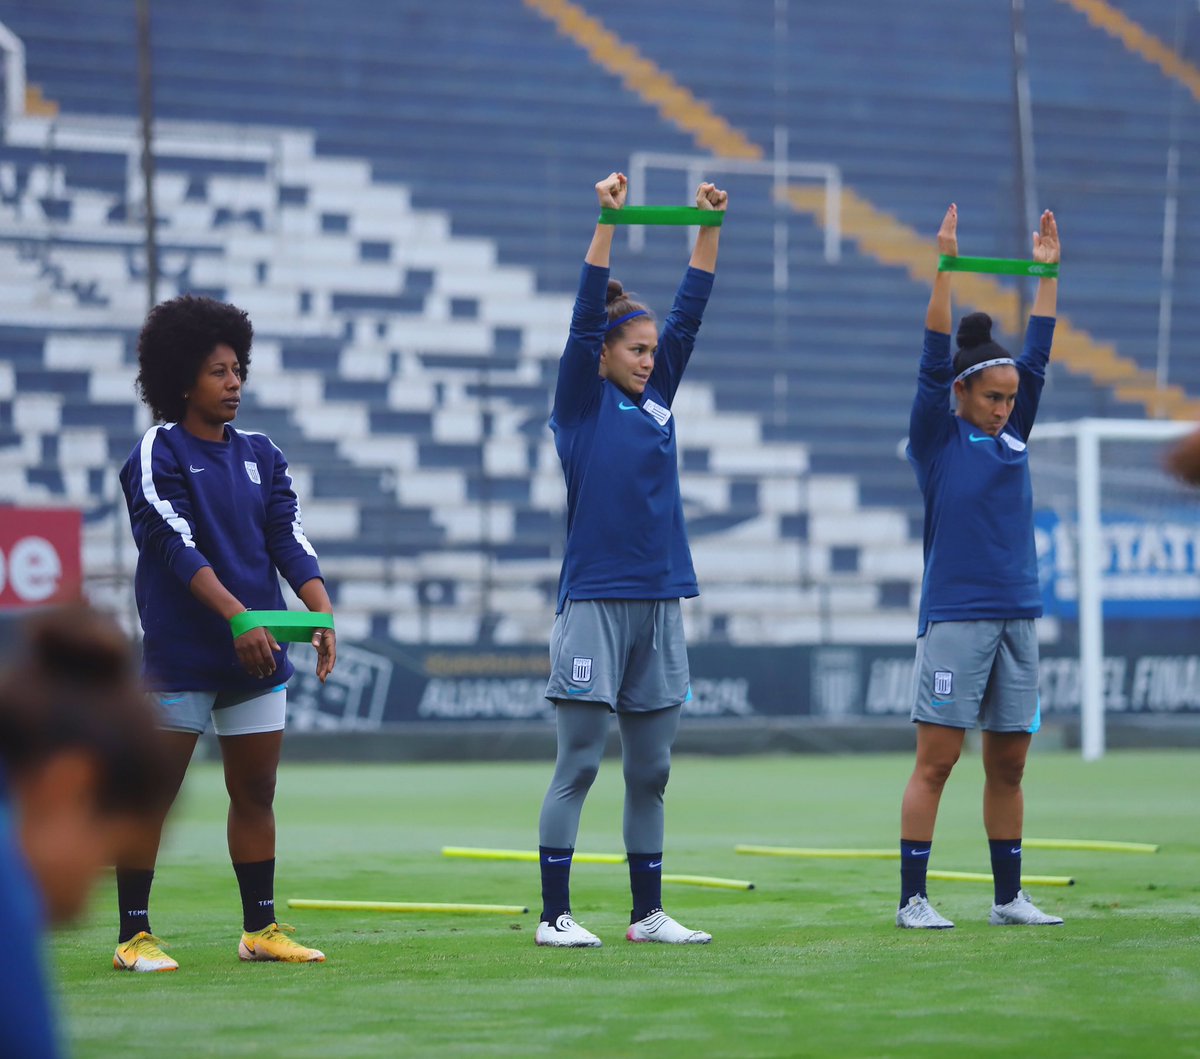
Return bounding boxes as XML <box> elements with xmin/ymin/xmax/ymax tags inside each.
<box><xmin>139</xmin><ymin>423</ymin><xmax>196</xmax><ymax>549</ymax></box>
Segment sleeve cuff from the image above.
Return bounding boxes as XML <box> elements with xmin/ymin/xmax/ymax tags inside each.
<box><xmin>684</xmin><ymin>265</ymin><xmax>715</xmax><ymax>294</ymax></box>
<box><xmin>1027</xmin><ymin>315</ymin><xmax>1056</xmax><ymax>338</ymax></box>
<box><xmin>923</xmin><ymin>328</ymin><xmax>952</xmax><ymax>354</ymax></box>
<box><xmin>282</xmin><ymin>558</ymin><xmax>323</xmax><ymax>595</ymax></box>
<box><xmin>171</xmin><ymin>547</ymin><xmax>212</xmax><ymax>587</ymax></box>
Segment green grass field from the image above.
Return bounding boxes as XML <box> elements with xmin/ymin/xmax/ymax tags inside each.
<box><xmin>52</xmin><ymin>749</ymin><xmax>1200</xmax><ymax>1058</ymax></box>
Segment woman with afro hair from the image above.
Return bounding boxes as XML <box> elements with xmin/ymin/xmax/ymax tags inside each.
<box><xmin>115</xmin><ymin>294</ymin><xmax>335</xmax><ymax>971</ymax></box>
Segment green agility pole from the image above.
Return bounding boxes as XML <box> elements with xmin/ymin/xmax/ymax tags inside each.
<box><xmin>599</xmin><ymin>206</ymin><xmax>724</xmax><ymax>227</ymax></box>
<box><xmin>287</xmin><ymin>899</ymin><xmax>528</xmax><ymax>915</ymax></box>
<box><xmin>938</xmin><ymin>254</ymin><xmax>1058</xmax><ymax>278</ymax></box>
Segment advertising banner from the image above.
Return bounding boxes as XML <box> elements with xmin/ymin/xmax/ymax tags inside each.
<box><xmin>1035</xmin><ymin>509</ymin><xmax>1200</xmax><ymax>618</ymax></box>
<box><xmin>0</xmin><ymin>507</ymin><xmax>82</xmax><ymax>609</ymax></box>
<box><xmin>285</xmin><ymin>635</ymin><xmax>1200</xmax><ymax>731</ymax></box>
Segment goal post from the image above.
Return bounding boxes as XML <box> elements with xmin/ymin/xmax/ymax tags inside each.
<box><xmin>1031</xmin><ymin>418</ymin><xmax>1196</xmax><ymax>761</ymax></box>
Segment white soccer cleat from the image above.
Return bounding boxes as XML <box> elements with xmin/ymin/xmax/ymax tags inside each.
<box><xmin>535</xmin><ymin>913</ymin><xmax>602</xmax><ymax>948</ymax></box>
<box><xmin>626</xmin><ymin>909</ymin><xmax>711</xmax><ymax>944</ymax></box>
<box><xmin>989</xmin><ymin>890</ymin><xmax>1064</xmax><ymax>926</ymax></box>
<box><xmin>896</xmin><ymin>895</ymin><xmax>955</xmax><ymax>929</ymax></box>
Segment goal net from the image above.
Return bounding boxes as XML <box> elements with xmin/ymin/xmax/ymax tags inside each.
<box><xmin>1030</xmin><ymin>419</ymin><xmax>1199</xmax><ymax>759</ymax></box>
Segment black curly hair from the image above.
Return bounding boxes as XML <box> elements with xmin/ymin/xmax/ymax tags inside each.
<box><xmin>135</xmin><ymin>295</ymin><xmax>253</xmax><ymax>423</ymax></box>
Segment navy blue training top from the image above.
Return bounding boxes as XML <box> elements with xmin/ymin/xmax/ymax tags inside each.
<box><xmin>550</xmin><ymin>262</ymin><xmax>714</xmax><ymax>612</ymax></box>
<box><xmin>906</xmin><ymin>316</ymin><xmax>1056</xmax><ymax>636</ymax></box>
<box><xmin>120</xmin><ymin>423</ymin><xmax>323</xmax><ymax>691</ymax></box>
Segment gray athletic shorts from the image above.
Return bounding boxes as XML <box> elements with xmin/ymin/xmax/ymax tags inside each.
<box><xmin>910</xmin><ymin>619</ymin><xmax>1041</xmax><ymax>733</ymax></box>
<box><xmin>155</xmin><ymin>685</ymin><xmax>287</xmax><ymax>736</ymax></box>
<box><xmin>544</xmin><ymin>599</ymin><xmax>690</xmax><ymax>714</ymax></box>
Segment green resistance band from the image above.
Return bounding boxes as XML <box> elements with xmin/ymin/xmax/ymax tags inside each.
<box><xmin>938</xmin><ymin>255</ymin><xmax>1059</xmax><ymax>278</ymax></box>
<box><xmin>229</xmin><ymin>610</ymin><xmax>334</xmax><ymax>643</ymax></box>
<box><xmin>599</xmin><ymin>206</ymin><xmax>724</xmax><ymax>227</ymax></box>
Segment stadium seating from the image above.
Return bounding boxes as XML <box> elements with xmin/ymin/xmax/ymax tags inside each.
<box><xmin>0</xmin><ymin>0</ymin><xmax>1191</xmax><ymax>644</ymax></box>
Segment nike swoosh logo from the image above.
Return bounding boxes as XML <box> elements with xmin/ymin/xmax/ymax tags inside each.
<box><xmin>160</xmin><ymin>696</ymin><xmax>184</xmax><ymax>705</ymax></box>
<box><xmin>931</xmin><ymin>699</ymin><xmax>954</xmax><ymax>707</ymax></box>
<box><xmin>967</xmin><ymin>434</ymin><xmax>992</xmax><ymax>443</ymax></box>
<box><xmin>909</xmin><ymin>849</ymin><xmax>932</xmax><ymax>857</ymax></box>
<box><xmin>648</xmin><ymin>861</ymin><xmax>662</xmax><ymax>869</ymax></box>
<box><xmin>546</xmin><ymin>856</ymin><xmax>571</xmax><ymax>864</ymax></box>
<box><xmin>618</xmin><ymin>402</ymin><xmax>639</xmax><ymax>411</ymax></box>
<box><xmin>566</xmin><ymin>687</ymin><xmax>594</xmax><ymax>695</ymax></box>
<box><xmin>189</xmin><ymin>464</ymin><xmax>206</xmax><ymax>472</ymax></box>
<box><xmin>1010</xmin><ymin>847</ymin><xmax>1022</xmax><ymax>855</ymax></box>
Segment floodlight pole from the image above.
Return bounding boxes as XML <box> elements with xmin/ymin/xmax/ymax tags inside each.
<box><xmin>1009</xmin><ymin>0</ymin><xmax>1038</xmax><ymax>327</ymax></box>
<box><xmin>136</xmin><ymin>0</ymin><xmax>160</xmax><ymax>311</ymax></box>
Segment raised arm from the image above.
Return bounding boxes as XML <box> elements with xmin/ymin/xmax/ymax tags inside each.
<box><xmin>553</xmin><ymin>174</ymin><xmax>627</xmax><ymax>426</ymax></box>
<box><xmin>925</xmin><ymin>203</ymin><xmax>956</xmax><ymax>334</ymax></box>
<box><xmin>584</xmin><ymin>171</ymin><xmax>626</xmax><ymax>268</ymax></box>
<box><xmin>909</xmin><ymin>205</ymin><xmax>959</xmax><ymax>463</ymax></box>
<box><xmin>1030</xmin><ymin>209</ymin><xmax>1059</xmax><ymax>319</ymax></box>
<box><xmin>651</xmin><ymin>182</ymin><xmax>728</xmax><ymax>405</ymax></box>
<box><xmin>1010</xmin><ymin>210</ymin><xmax>1060</xmax><ymax>438</ymax></box>
<box><xmin>688</xmin><ymin>181</ymin><xmax>727</xmax><ymax>273</ymax></box>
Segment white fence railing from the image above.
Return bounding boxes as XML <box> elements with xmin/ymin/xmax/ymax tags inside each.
<box><xmin>627</xmin><ymin>139</ymin><xmax>842</xmax><ymax>290</ymax></box>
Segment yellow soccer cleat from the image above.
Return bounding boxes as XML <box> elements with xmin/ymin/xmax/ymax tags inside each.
<box><xmin>113</xmin><ymin>932</ymin><xmax>179</xmax><ymax>973</ymax></box>
<box><xmin>238</xmin><ymin>922</ymin><xmax>325</xmax><ymax>963</ymax></box>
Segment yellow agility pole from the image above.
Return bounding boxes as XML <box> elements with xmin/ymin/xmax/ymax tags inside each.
<box><xmin>287</xmin><ymin>899</ymin><xmax>528</xmax><ymax>915</ymax></box>
<box><xmin>928</xmin><ymin>871</ymin><xmax>1075</xmax><ymax>887</ymax></box>
<box><xmin>735</xmin><ymin>844</ymin><xmax>898</xmax><ymax>860</ymax></box>
<box><xmin>441</xmin><ymin>846</ymin><xmax>626</xmax><ymax>865</ymax></box>
<box><xmin>663</xmin><ymin>874</ymin><xmax>755</xmax><ymax>891</ymax></box>
<box><xmin>1024</xmin><ymin>838</ymin><xmax>1159</xmax><ymax>854</ymax></box>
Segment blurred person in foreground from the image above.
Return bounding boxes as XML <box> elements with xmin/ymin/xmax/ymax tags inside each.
<box><xmin>0</xmin><ymin>605</ymin><xmax>169</xmax><ymax>1057</ymax></box>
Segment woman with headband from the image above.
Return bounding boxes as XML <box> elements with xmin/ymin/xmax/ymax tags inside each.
<box><xmin>534</xmin><ymin>171</ymin><xmax>726</xmax><ymax>948</ymax></box>
<box><xmin>895</xmin><ymin>203</ymin><xmax>1063</xmax><ymax>930</ymax></box>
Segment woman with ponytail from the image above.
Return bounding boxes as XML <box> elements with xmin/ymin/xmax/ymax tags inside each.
<box><xmin>534</xmin><ymin>171</ymin><xmax>726</xmax><ymax>948</ymax></box>
<box><xmin>896</xmin><ymin>203</ymin><xmax>1064</xmax><ymax>930</ymax></box>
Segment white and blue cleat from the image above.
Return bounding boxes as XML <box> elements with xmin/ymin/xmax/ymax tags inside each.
<box><xmin>896</xmin><ymin>895</ymin><xmax>955</xmax><ymax>929</ymax></box>
<box><xmin>989</xmin><ymin>891</ymin><xmax>1063</xmax><ymax>926</ymax></box>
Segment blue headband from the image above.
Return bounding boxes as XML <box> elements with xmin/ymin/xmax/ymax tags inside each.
<box><xmin>605</xmin><ymin>309</ymin><xmax>648</xmax><ymax>333</ymax></box>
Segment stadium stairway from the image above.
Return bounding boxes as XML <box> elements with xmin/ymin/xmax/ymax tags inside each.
<box><xmin>0</xmin><ymin>0</ymin><xmax>1182</xmax><ymax>510</ymax></box>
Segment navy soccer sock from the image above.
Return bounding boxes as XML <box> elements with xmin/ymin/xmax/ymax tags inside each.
<box><xmin>232</xmin><ymin>858</ymin><xmax>276</xmax><ymax>932</ymax></box>
<box><xmin>989</xmin><ymin>839</ymin><xmax>1022</xmax><ymax>905</ymax></box>
<box><xmin>628</xmin><ymin>852</ymin><xmax>664</xmax><ymax>923</ymax></box>
<box><xmin>899</xmin><ymin>839</ymin><xmax>933</xmax><ymax>907</ymax></box>
<box><xmin>116</xmin><ymin>868</ymin><xmax>155</xmax><ymax>943</ymax></box>
<box><xmin>539</xmin><ymin>846</ymin><xmax>573</xmax><ymax>923</ymax></box>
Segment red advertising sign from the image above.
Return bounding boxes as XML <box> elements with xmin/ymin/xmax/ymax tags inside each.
<box><xmin>0</xmin><ymin>508</ymin><xmax>83</xmax><ymax>608</ymax></box>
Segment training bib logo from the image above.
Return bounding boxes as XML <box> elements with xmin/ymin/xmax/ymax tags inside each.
<box><xmin>934</xmin><ymin>671</ymin><xmax>953</xmax><ymax>697</ymax></box>
<box><xmin>642</xmin><ymin>399</ymin><xmax>671</xmax><ymax>427</ymax></box>
<box><xmin>244</xmin><ymin>461</ymin><xmax>261</xmax><ymax>484</ymax></box>
<box><xmin>571</xmin><ymin>657</ymin><xmax>593</xmax><ymax>684</ymax></box>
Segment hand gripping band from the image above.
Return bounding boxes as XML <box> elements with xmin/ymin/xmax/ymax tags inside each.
<box><xmin>229</xmin><ymin>609</ymin><xmax>334</xmax><ymax>643</ymax></box>
<box><xmin>606</xmin><ymin>309</ymin><xmax>648</xmax><ymax>332</ymax></box>
<box><xmin>939</xmin><ymin>255</ymin><xmax>1058</xmax><ymax>278</ymax></box>
<box><xmin>599</xmin><ymin>206</ymin><xmax>724</xmax><ymax>227</ymax></box>
<box><xmin>954</xmin><ymin>357</ymin><xmax>1016</xmax><ymax>384</ymax></box>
